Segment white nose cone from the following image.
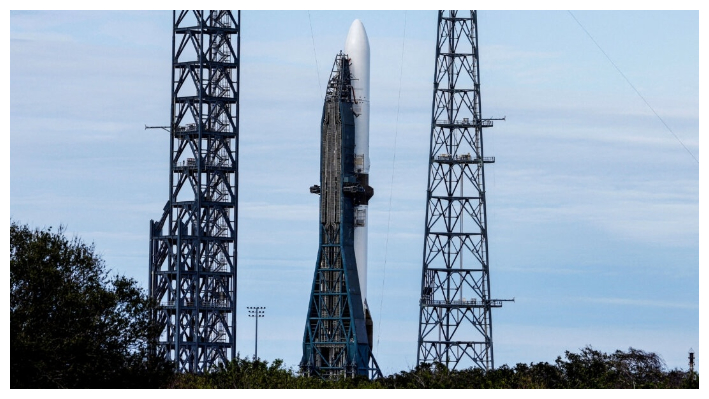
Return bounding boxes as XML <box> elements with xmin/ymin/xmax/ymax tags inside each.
<box><xmin>344</xmin><ymin>19</ymin><xmax>370</xmax><ymax>174</ymax></box>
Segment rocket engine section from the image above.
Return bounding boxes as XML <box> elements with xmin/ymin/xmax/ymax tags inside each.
<box><xmin>301</xmin><ymin>20</ymin><xmax>379</xmax><ymax>380</ymax></box>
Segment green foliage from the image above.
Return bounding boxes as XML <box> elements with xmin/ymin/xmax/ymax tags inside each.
<box><xmin>167</xmin><ymin>347</ymin><xmax>697</xmax><ymax>389</ymax></box>
<box><xmin>553</xmin><ymin>346</ymin><xmax>690</xmax><ymax>389</ymax></box>
<box><xmin>10</xmin><ymin>221</ymin><xmax>174</xmax><ymax>388</ymax></box>
<box><xmin>168</xmin><ymin>356</ymin><xmax>381</xmax><ymax>389</ymax></box>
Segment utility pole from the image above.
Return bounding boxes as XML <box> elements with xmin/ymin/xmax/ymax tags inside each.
<box><xmin>248</xmin><ymin>307</ymin><xmax>265</xmax><ymax>359</ymax></box>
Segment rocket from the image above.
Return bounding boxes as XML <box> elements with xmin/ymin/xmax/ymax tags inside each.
<box><xmin>303</xmin><ymin>19</ymin><xmax>379</xmax><ymax>378</ymax></box>
<box><xmin>345</xmin><ymin>19</ymin><xmax>372</xmax><ymax>322</ymax></box>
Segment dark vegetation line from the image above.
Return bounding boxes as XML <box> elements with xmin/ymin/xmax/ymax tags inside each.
<box><xmin>169</xmin><ymin>347</ymin><xmax>698</xmax><ymax>389</ymax></box>
<box><xmin>10</xmin><ymin>221</ymin><xmax>698</xmax><ymax>389</ymax></box>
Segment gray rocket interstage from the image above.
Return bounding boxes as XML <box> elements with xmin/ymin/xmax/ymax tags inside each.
<box><xmin>301</xmin><ymin>20</ymin><xmax>380</xmax><ymax>379</ymax></box>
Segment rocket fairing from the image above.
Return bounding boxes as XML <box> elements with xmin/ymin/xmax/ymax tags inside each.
<box><xmin>345</xmin><ymin>19</ymin><xmax>371</xmax><ymax>174</ymax></box>
<box><xmin>345</xmin><ymin>19</ymin><xmax>372</xmax><ymax>315</ymax></box>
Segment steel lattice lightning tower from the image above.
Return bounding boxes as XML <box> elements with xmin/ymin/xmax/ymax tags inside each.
<box><xmin>417</xmin><ymin>10</ymin><xmax>508</xmax><ymax>371</ymax></box>
<box><xmin>149</xmin><ymin>10</ymin><xmax>240</xmax><ymax>373</ymax></box>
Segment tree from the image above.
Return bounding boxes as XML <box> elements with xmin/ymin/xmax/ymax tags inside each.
<box><xmin>10</xmin><ymin>222</ymin><xmax>173</xmax><ymax>388</ymax></box>
<box><xmin>610</xmin><ymin>347</ymin><xmax>666</xmax><ymax>388</ymax></box>
<box><xmin>164</xmin><ymin>348</ymin><xmax>697</xmax><ymax>389</ymax></box>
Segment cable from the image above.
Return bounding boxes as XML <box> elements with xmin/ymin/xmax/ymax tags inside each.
<box><xmin>308</xmin><ymin>11</ymin><xmax>323</xmax><ymax>101</ymax></box>
<box><xmin>377</xmin><ymin>10</ymin><xmax>407</xmax><ymax>354</ymax></box>
<box><xmin>567</xmin><ymin>11</ymin><xmax>698</xmax><ymax>164</ymax></box>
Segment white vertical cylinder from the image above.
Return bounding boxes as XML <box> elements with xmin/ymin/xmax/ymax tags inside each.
<box><xmin>345</xmin><ymin>19</ymin><xmax>370</xmax><ymax>308</ymax></box>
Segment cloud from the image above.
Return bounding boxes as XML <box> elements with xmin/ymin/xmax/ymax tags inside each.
<box><xmin>240</xmin><ymin>202</ymin><xmax>317</xmax><ymax>222</ymax></box>
<box><xmin>491</xmin><ymin>163</ymin><xmax>697</xmax><ymax>248</ymax></box>
<box><xmin>577</xmin><ymin>296</ymin><xmax>697</xmax><ymax>310</ymax></box>
<box><xmin>494</xmin><ymin>323</ymin><xmax>698</xmax><ymax>370</ymax></box>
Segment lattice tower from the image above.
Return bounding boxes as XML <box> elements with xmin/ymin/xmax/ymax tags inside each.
<box><xmin>149</xmin><ymin>10</ymin><xmax>240</xmax><ymax>373</ymax></box>
<box><xmin>417</xmin><ymin>10</ymin><xmax>507</xmax><ymax>371</ymax></box>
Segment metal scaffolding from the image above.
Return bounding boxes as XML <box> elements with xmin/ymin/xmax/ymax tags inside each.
<box><xmin>417</xmin><ymin>10</ymin><xmax>508</xmax><ymax>371</ymax></box>
<box><xmin>149</xmin><ymin>10</ymin><xmax>240</xmax><ymax>373</ymax></box>
<box><xmin>301</xmin><ymin>53</ymin><xmax>381</xmax><ymax>380</ymax></box>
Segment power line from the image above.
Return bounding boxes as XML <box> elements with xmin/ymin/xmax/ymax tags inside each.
<box><xmin>377</xmin><ymin>11</ymin><xmax>407</xmax><ymax>355</ymax></box>
<box><xmin>308</xmin><ymin>11</ymin><xmax>323</xmax><ymax>101</ymax></box>
<box><xmin>567</xmin><ymin>11</ymin><xmax>698</xmax><ymax>165</ymax></box>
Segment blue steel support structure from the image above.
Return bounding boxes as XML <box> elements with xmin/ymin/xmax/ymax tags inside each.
<box><xmin>417</xmin><ymin>10</ymin><xmax>507</xmax><ymax>371</ymax></box>
<box><xmin>149</xmin><ymin>10</ymin><xmax>240</xmax><ymax>374</ymax></box>
<box><xmin>301</xmin><ymin>53</ymin><xmax>381</xmax><ymax>380</ymax></box>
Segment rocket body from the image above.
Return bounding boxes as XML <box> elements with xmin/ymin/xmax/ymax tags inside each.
<box><xmin>345</xmin><ymin>20</ymin><xmax>371</xmax><ymax>311</ymax></box>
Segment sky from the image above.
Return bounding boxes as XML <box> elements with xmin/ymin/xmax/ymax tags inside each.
<box><xmin>10</xmin><ymin>8</ymin><xmax>700</xmax><ymax>375</ymax></box>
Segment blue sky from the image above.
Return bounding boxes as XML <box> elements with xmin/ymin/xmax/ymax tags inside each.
<box><xmin>10</xmin><ymin>9</ymin><xmax>699</xmax><ymax>375</ymax></box>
